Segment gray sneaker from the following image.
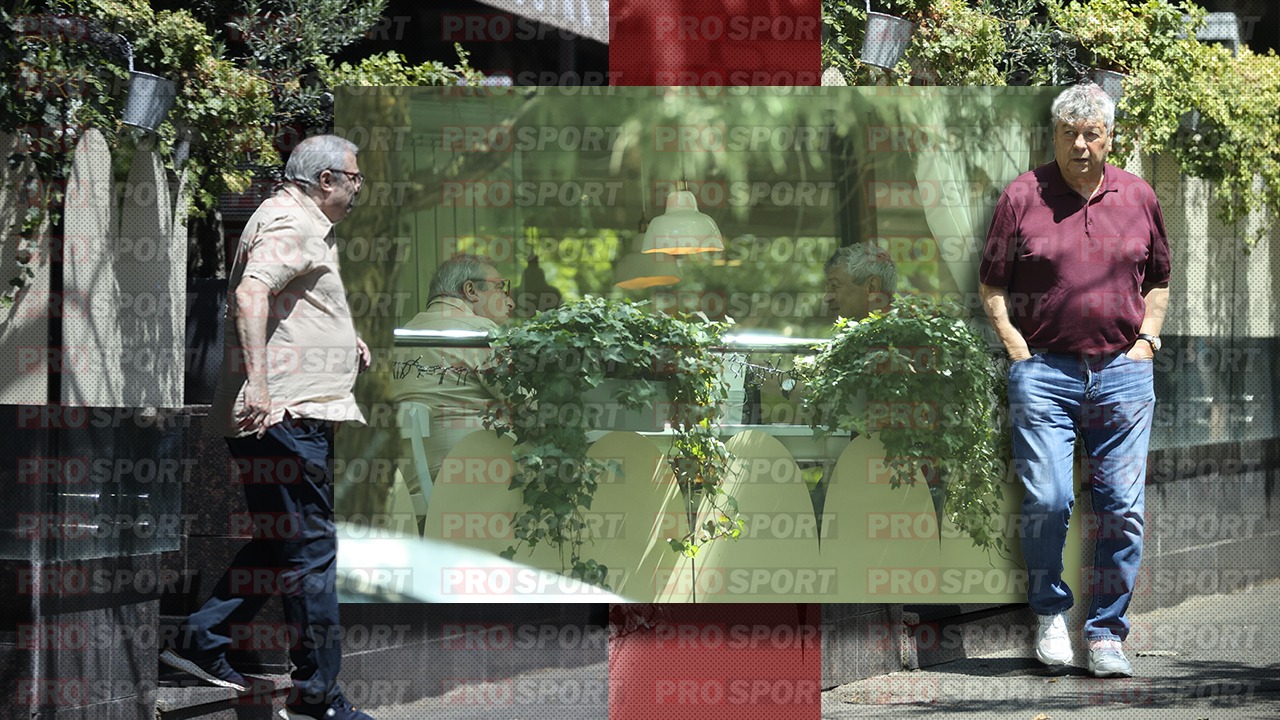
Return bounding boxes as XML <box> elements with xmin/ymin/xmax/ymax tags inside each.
<box><xmin>159</xmin><ymin>648</ymin><xmax>249</xmax><ymax>692</ymax></box>
<box><xmin>1087</xmin><ymin>644</ymin><xmax>1134</xmax><ymax>677</ymax></box>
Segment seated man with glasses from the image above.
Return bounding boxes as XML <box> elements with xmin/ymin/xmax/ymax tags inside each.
<box><xmin>328</xmin><ymin>168</ymin><xmax>364</xmax><ymax>188</ymax></box>
<box><xmin>391</xmin><ymin>254</ymin><xmax>514</xmax><ymax>526</ymax></box>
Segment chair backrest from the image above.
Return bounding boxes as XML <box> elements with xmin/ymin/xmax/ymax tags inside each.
<box><xmin>396</xmin><ymin>401</ymin><xmax>433</xmax><ymax>520</ymax></box>
<box><xmin>398</xmin><ymin>401</ymin><xmax>432</xmax><ymax>439</ymax></box>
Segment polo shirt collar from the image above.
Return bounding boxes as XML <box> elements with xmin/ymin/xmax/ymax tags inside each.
<box><xmin>1045</xmin><ymin>161</ymin><xmax>1118</xmax><ymax>199</ymax></box>
<box><xmin>427</xmin><ymin>296</ymin><xmax>477</xmax><ymax>317</ymax></box>
<box><xmin>282</xmin><ymin>183</ymin><xmax>335</xmax><ymax>232</ymax></box>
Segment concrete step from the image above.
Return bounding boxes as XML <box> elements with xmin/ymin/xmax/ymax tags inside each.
<box><xmin>156</xmin><ymin>674</ymin><xmax>290</xmax><ymax>720</ymax></box>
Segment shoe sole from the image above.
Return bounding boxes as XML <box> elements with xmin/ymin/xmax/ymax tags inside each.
<box><xmin>1089</xmin><ymin>663</ymin><xmax>1134</xmax><ymax>678</ymax></box>
<box><xmin>279</xmin><ymin>709</ymin><xmax>337</xmax><ymax>720</ymax></box>
<box><xmin>279</xmin><ymin>705</ymin><xmax>374</xmax><ymax>720</ymax></box>
<box><xmin>1036</xmin><ymin>649</ymin><xmax>1072</xmax><ymax>666</ymax></box>
<box><xmin>159</xmin><ymin>650</ymin><xmax>248</xmax><ymax>692</ymax></box>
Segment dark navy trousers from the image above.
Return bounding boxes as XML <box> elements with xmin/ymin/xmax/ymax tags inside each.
<box><xmin>182</xmin><ymin>417</ymin><xmax>340</xmax><ymax>705</ymax></box>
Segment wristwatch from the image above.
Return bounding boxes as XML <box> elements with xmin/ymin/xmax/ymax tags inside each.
<box><xmin>1137</xmin><ymin>333</ymin><xmax>1162</xmax><ymax>354</ymax></box>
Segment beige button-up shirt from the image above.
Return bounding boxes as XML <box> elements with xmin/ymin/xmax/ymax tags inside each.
<box><xmin>391</xmin><ymin>297</ymin><xmax>505</xmax><ymax>481</ymax></box>
<box><xmin>210</xmin><ymin>184</ymin><xmax>366</xmax><ymax>437</ymax></box>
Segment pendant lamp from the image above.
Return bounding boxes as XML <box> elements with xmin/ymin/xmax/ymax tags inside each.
<box><xmin>641</xmin><ymin>180</ymin><xmax>724</xmax><ymax>255</ymax></box>
<box><xmin>614</xmin><ymin>217</ymin><xmax>682</xmax><ymax>289</ymax></box>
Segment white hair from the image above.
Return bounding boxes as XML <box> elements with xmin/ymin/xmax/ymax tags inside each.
<box><xmin>283</xmin><ymin>134</ymin><xmax>359</xmax><ymax>186</ymax></box>
<box><xmin>825</xmin><ymin>243</ymin><xmax>898</xmax><ymax>294</ymax></box>
<box><xmin>428</xmin><ymin>254</ymin><xmax>495</xmax><ymax>301</ymax></box>
<box><xmin>1051</xmin><ymin>83</ymin><xmax>1115</xmax><ymax>134</ymax></box>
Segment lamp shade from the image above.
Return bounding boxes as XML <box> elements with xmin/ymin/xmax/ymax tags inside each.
<box><xmin>641</xmin><ymin>189</ymin><xmax>724</xmax><ymax>255</ymax></box>
<box><xmin>614</xmin><ymin>231</ymin><xmax>682</xmax><ymax>289</ymax></box>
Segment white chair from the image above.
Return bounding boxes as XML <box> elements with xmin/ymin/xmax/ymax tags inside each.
<box><xmin>395</xmin><ymin>401</ymin><xmax>434</xmax><ymax>532</ymax></box>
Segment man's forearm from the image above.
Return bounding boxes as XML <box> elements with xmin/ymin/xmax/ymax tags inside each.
<box><xmin>1140</xmin><ymin>285</ymin><xmax>1169</xmax><ymax>337</ymax></box>
<box><xmin>234</xmin><ymin>278</ymin><xmax>272</xmax><ymax>386</ymax></box>
<box><xmin>979</xmin><ymin>283</ymin><xmax>1030</xmax><ymax>359</ymax></box>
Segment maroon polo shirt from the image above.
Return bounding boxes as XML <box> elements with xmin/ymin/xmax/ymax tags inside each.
<box><xmin>980</xmin><ymin>162</ymin><xmax>1171</xmax><ymax>356</ymax></box>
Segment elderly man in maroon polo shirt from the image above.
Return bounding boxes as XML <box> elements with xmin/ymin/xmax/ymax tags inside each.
<box><xmin>978</xmin><ymin>83</ymin><xmax>1170</xmax><ymax>678</ymax></box>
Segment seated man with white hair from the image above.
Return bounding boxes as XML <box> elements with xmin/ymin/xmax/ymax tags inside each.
<box><xmin>391</xmin><ymin>254</ymin><xmax>514</xmax><ymax>525</ymax></box>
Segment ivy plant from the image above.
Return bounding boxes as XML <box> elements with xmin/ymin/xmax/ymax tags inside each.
<box><xmin>795</xmin><ymin>294</ymin><xmax>1010</xmax><ymax>554</ymax></box>
<box><xmin>482</xmin><ymin>297</ymin><xmax>741</xmax><ymax>588</ymax></box>
<box><xmin>1047</xmin><ymin>0</ymin><xmax>1191</xmax><ymax>75</ymax></box>
<box><xmin>908</xmin><ymin>0</ymin><xmax>1007</xmax><ymax>86</ymax></box>
<box><xmin>1051</xmin><ymin>0</ymin><xmax>1280</xmax><ymax>245</ymax></box>
<box><xmin>313</xmin><ymin>46</ymin><xmax>486</xmax><ymax>88</ymax></box>
<box><xmin>823</xmin><ymin>0</ymin><xmax>1280</xmax><ymax>247</ymax></box>
<box><xmin>1183</xmin><ymin>47</ymin><xmax>1280</xmax><ymax>248</ymax></box>
<box><xmin>0</xmin><ymin>1</ymin><xmax>275</xmax><ymax>310</ymax></box>
<box><xmin>986</xmin><ymin>0</ymin><xmax>1087</xmax><ymax>86</ymax></box>
<box><xmin>1048</xmin><ymin>0</ymin><xmax>1202</xmax><ymax>157</ymax></box>
<box><xmin>81</xmin><ymin>0</ymin><xmax>278</xmax><ymax>216</ymax></box>
<box><xmin>825</xmin><ymin>0</ymin><xmax>1007</xmax><ymax>86</ymax></box>
<box><xmin>1</xmin><ymin>3</ymin><xmax>126</xmax><ymax>308</ymax></box>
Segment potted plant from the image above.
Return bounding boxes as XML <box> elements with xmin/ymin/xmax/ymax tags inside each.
<box><xmin>111</xmin><ymin>3</ymin><xmax>277</xmax><ymax>213</ymax></box>
<box><xmin>482</xmin><ymin>297</ymin><xmax>742</xmax><ymax>587</ymax></box>
<box><xmin>1049</xmin><ymin>0</ymin><xmax>1198</xmax><ymax>133</ymax></box>
<box><xmin>822</xmin><ymin>0</ymin><xmax>931</xmax><ymax>83</ymax></box>
<box><xmin>90</xmin><ymin>1</ymin><xmax>205</xmax><ymax>133</ymax></box>
<box><xmin>862</xmin><ymin>2</ymin><xmax>919</xmax><ymax>71</ymax></box>
<box><xmin>1047</xmin><ymin>0</ymin><xmax>1280</xmax><ymax>244</ymax></box>
<box><xmin>795</xmin><ymin>294</ymin><xmax>1010</xmax><ymax>554</ymax></box>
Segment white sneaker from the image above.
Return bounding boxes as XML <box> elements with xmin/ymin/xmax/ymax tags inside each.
<box><xmin>1087</xmin><ymin>639</ymin><xmax>1134</xmax><ymax>677</ymax></box>
<box><xmin>1035</xmin><ymin>613</ymin><xmax>1073</xmax><ymax>666</ymax></box>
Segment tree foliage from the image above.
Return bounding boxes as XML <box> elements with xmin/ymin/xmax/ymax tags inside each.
<box><xmin>823</xmin><ymin>0</ymin><xmax>1280</xmax><ymax>246</ymax></box>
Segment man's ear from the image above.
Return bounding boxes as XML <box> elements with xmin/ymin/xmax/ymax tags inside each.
<box><xmin>316</xmin><ymin>168</ymin><xmax>336</xmax><ymax>192</ymax></box>
<box><xmin>460</xmin><ymin>280</ymin><xmax>478</xmax><ymax>301</ymax></box>
<box><xmin>867</xmin><ymin>276</ymin><xmax>882</xmax><ymax>294</ymax></box>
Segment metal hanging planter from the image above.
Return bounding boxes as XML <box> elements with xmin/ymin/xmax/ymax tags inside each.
<box><xmin>580</xmin><ymin>379</ymin><xmax>669</xmax><ymax>432</ymax></box>
<box><xmin>1088</xmin><ymin>68</ymin><xmax>1128</xmax><ymax>105</ymax></box>
<box><xmin>861</xmin><ymin>12</ymin><xmax>915</xmax><ymax>70</ymax></box>
<box><xmin>121</xmin><ymin>71</ymin><xmax>178</xmax><ymax>133</ymax></box>
<box><xmin>1178</xmin><ymin>109</ymin><xmax>1201</xmax><ymax>135</ymax></box>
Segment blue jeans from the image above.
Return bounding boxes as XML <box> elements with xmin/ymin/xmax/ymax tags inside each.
<box><xmin>182</xmin><ymin>417</ymin><xmax>340</xmax><ymax>705</ymax></box>
<box><xmin>1008</xmin><ymin>352</ymin><xmax>1154</xmax><ymax>642</ymax></box>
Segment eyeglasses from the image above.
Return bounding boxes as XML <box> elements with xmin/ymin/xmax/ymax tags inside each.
<box><xmin>328</xmin><ymin>168</ymin><xmax>364</xmax><ymax>187</ymax></box>
<box><xmin>470</xmin><ymin>277</ymin><xmax>511</xmax><ymax>294</ymax></box>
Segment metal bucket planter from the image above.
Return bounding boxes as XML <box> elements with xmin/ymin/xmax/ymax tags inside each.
<box><xmin>122</xmin><ymin>71</ymin><xmax>178</xmax><ymax>133</ymax></box>
<box><xmin>861</xmin><ymin>13</ymin><xmax>915</xmax><ymax>70</ymax></box>
<box><xmin>1089</xmin><ymin>68</ymin><xmax>1128</xmax><ymax>105</ymax></box>
<box><xmin>581</xmin><ymin>379</ymin><xmax>668</xmax><ymax>432</ymax></box>
<box><xmin>1178</xmin><ymin>109</ymin><xmax>1201</xmax><ymax>135</ymax></box>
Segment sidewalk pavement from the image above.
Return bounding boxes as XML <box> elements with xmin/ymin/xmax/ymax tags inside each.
<box><xmin>822</xmin><ymin>577</ymin><xmax>1280</xmax><ymax>719</ymax></box>
<box><xmin>368</xmin><ymin>662</ymin><xmax>610</xmax><ymax>720</ymax></box>
<box><xmin>361</xmin><ymin>579</ymin><xmax>1280</xmax><ymax>719</ymax></box>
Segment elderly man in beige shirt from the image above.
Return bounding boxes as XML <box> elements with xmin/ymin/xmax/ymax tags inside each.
<box><xmin>392</xmin><ymin>254</ymin><xmax>515</xmax><ymax>520</ymax></box>
<box><xmin>160</xmin><ymin>135</ymin><xmax>376</xmax><ymax>720</ymax></box>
